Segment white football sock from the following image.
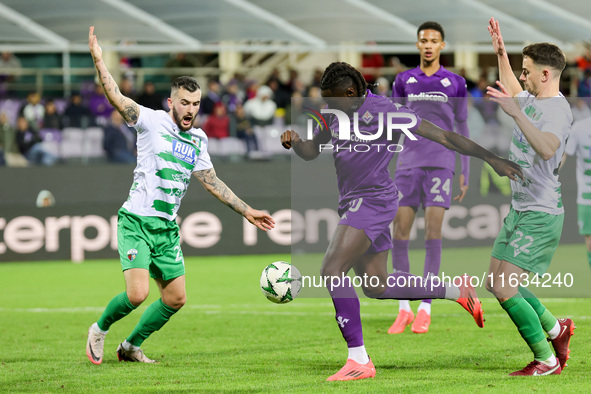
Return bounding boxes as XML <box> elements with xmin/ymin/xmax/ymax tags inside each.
<box><xmin>540</xmin><ymin>354</ymin><xmax>558</xmax><ymax>366</ymax></box>
<box><xmin>547</xmin><ymin>320</ymin><xmax>560</xmax><ymax>340</ymax></box>
<box><xmin>122</xmin><ymin>340</ymin><xmax>139</xmax><ymax>352</ymax></box>
<box><xmin>92</xmin><ymin>322</ymin><xmax>108</xmax><ymax>335</ymax></box>
<box><xmin>399</xmin><ymin>300</ymin><xmax>411</xmax><ymax>312</ymax></box>
<box><xmin>417</xmin><ymin>302</ymin><xmax>431</xmax><ymax>315</ymax></box>
<box><xmin>444</xmin><ymin>284</ymin><xmax>461</xmax><ymax>300</ymax></box>
<box><xmin>348</xmin><ymin>345</ymin><xmax>370</xmax><ymax>365</ymax></box>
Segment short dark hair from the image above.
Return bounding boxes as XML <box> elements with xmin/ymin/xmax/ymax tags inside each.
<box><xmin>417</xmin><ymin>21</ymin><xmax>445</xmax><ymax>41</ymax></box>
<box><xmin>320</xmin><ymin>62</ymin><xmax>368</xmax><ymax>97</ymax></box>
<box><xmin>522</xmin><ymin>43</ymin><xmax>566</xmax><ymax>72</ymax></box>
<box><xmin>171</xmin><ymin>76</ymin><xmax>201</xmax><ymax>95</ymax></box>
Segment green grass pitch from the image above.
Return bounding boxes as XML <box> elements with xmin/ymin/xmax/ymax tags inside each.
<box><xmin>1</xmin><ymin>245</ymin><xmax>590</xmax><ymax>392</ymax></box>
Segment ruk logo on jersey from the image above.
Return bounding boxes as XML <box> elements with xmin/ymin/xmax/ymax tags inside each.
<box><xmin>172</xmin><ymin>139</ymin><xmax>196</xmax><ymax>165</ymax></box>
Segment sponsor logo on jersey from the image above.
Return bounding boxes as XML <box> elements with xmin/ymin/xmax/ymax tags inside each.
<box><xmin>407</xmin><ymin>91</ymin><xmax>448</xmax><ymax>103</ymax></box>
<box><xmin>406</xmin><ymin>76</ymin><xmax>418</xmax><ymax>84</ymax></box>
<box><xmin>441</xmin><ymin>77</ymin><xmax>451</xmax><ymax>87</ymax></box>
<box><xmin>127</xmin><ymin>249</ymin><xmax>138</xmax><ymax>261</ymax></box>
<box><xmin>172</xmin><ymin>139</ymin><xmax>196</xmax><ymax>165</ymax></box>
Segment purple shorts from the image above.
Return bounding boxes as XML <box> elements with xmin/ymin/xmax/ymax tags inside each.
<box><xmin>338</xmin><ymin>194</ymin><xmax>397</xmax><ymax>254</ymax></box>
<box><xmin>395</xmin><ymin>167</ymin><xmax>454</xmax><ymax>209</ymax></box>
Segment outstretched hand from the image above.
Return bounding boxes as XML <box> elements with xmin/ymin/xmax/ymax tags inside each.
<box><xmin>280</xmin><ymin>130</ymin><xmax>301</xmax><ymax>150</ymax></box>
<box><xmin>88</xmin><ymin>26</ymin><xmax>102</xmax><ymax>64</ymax></box>
<box><xmin>245</xmin><ymin>208</ymin><xmax>275</xmax><ymax>232</ymax></box>
<box><xmin>488</xmin><ymin>17</ymin><xmax>505</xmax><ymax>57</ymax></box>
<box><xmin>487</xmin><ymin>80</ymin><xmax>521</xmax><ymax>117</ymax></box>
<box><xmin>488</xmin><ymin>156</ymin><xmax>523</xmax><ymax>181</ymax></box>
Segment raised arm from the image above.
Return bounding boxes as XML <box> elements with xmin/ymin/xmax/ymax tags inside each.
<box><xmin>88</xmin><ymin>26</ymin><xmax>140</xmax><ymax>125</ymax></box>
<box><xmin>280</xmin><ymin>128</ymin><xmax>331</xmax><ymax>160</ymax></box>
<box><xmin>487</xmin><ymin>81</ymin><xmax>560</xmax><ymax>161</ymax></box>
<box><xmin>415</xmin><ymin>119</ymin><xmax>523</xmax><ymax>181</ymax></box>
<box><xmin>193</xmin><ymin>168</ymin><xmax>275</xmax><ymax>231</ymax></box>
<box><xmin>488</xmin><ymin>17</ymin><xmax>522</xmax><ymax>97</ymax></box>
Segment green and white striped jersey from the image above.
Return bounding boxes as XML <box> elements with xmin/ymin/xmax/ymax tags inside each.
<box><xmin>565</xmin><ymin>117</ymin><xmax>591</xmax><ymax>206</ymax></box>
<box><xmin>509</xmin><ymin>91</ymin><xmax>572</xmax><ymax>214</ymax></box>
<box><xmin>122</xmin><ymin>105</ymin><xmax>213</xmax><ymax>220</ymax></box>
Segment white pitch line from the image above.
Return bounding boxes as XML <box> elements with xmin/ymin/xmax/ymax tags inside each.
<box><xmin>1</xmin><ymin>305</ymin><xmax>587</xmax><ymax>321</ymax></box>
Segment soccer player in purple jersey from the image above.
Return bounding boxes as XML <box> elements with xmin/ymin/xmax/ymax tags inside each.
<box><xmin>389</xmin><ymin>21</ymin><xmax>471</xmax><ymax>335</ymax></box>
<box><xmin>281</xmin><ymin>62</ymin><xmax>522</xmax><ymax>381</ymax></box>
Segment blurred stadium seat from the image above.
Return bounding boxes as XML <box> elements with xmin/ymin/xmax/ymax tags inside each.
<box><xmin>60</xmin><ymin>127</ymin><xmax>105</xmax><ymax>161</ymax></box>
<box><xmin>83</xmin><ymin>127</ymin><xmax>105</xmax><ymax>159</ymax></box>
<box><xmin>255</xmin><ymin>125</ymin><xmax>290</xmax><ymax>155</ymax></box>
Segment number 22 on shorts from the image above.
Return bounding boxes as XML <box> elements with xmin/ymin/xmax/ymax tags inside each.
<box><xmin>509</xmin><ymin>230</ymin><xmax>534</xmax><ymax>257</ymax></box>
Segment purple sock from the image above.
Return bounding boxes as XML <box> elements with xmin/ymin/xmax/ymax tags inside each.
<box><xmin>329</xmin><ymin>281</ymin><xmax>364</xmax><ymax>348</ymax></box>
<box><xmin>378</xmin><ymin>272</ymin><xmax>446</xmax><ymax>300</ymax></box>
<box><xmin>392</xmin><ymin>239</ymin><xmax>410</xmax><ymax>273</ymax></box>
<box><xmin>422</xmin><ymin>239</ymin><xmax>442</xmax><ymax>304</ymax></box>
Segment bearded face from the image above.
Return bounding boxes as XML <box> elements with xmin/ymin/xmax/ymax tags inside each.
<box><xmin>168</xmin><ymin>87</ymin><xmax>201</xmax><ymax>131</ymax></box>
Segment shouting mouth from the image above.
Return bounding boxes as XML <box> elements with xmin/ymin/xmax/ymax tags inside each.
<box><xmin>181</xmin><ymin>115</ymin><xmax>193</xmax><ymax>127</ymax></box>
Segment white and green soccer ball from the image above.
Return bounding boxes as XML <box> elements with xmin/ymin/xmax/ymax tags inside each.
<box><xmin>260</xmin><ymin>261</ymin><xmax>302</xmax><ymax>304</ymax></box>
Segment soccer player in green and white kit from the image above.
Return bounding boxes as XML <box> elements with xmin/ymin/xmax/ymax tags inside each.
<box><xmin>485</xmin><ymin>17</ymin><xmax>575</xmax><ymax>376</ymax></box>
<box><xmin>85</xmin><ymin>27</ymin><xmax>275</xmax><ymax>364</ymax></box>
<box><xmin>564</xmin><ymin>117</ymin><xmax>591</xmax><ymax>270</ymax></box>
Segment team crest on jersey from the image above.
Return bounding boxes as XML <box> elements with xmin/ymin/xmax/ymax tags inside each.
<box><xmin>127</xmin><ymin>249</ymin><xmax>138</xmax><ymax>261</ymax></box>
<box><xmin>361</xmin><ymin>110</ymin><xmax>374</xmax><ymax>124</ymax></box>
<box><xmin>524</xmin><ymin>105</ymin><xmax>542</xmax><ymax>121</ymax></box>
<box><xmin>440</xmin><ymin>77</ymin><xmax>451</xmax><ymax>87</ymax></box>
<box><xmin>172</xmin><ymin>139</ymin><xmax>196</xmax><ymax>165</ymax></box>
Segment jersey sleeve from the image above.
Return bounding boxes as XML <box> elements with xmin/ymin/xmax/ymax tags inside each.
<box><xmin>391</xmin><ymin>73</ymin><xmax>405</xmax><ymax>100</ymax></box>
<box><xmin>516</xmin><ymin>90</ymin><xmax>531</xmax><ymax>108</ymax></box>
<box><xmin>394</xmin><ymin>102</ymin><xmax>422</xmax><ymax>133</ymax></box>
<box><xmin>313</xmin><ymin>105</ymin><xmax>333</xmax><ymax>138</ymax></box>
<box><xmin>454</xmin><ymin>76</ymin><xmax>469</xmax><ymax>122</ymax></box>
<box><xmin>193</xmin><ymin>134</ymin><xmax>214</xmax><ymax>172</ymax></box>
<box><xmin>129</xmin><ymin>104</ymin><xmax>152</xmax><ymax>133</ymax></box>
<box><xmin>565</xmin><ymin>121</ymin><xmax>580</xmax><ymax>156</ymax></box>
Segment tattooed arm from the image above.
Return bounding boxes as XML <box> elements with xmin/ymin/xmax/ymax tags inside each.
<box><xmin>88</xmin><ymin>26</ymin><xmax>139</xmax><ymax>125</ymax></box>
<box><xmin>194</xmin><ymin>168</ymin><xmax>275</xmax><ymax>231</ymax></box>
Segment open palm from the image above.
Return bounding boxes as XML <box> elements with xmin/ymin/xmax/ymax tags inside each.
<box><xmin>88</xmin><ymin>26</ymin><xmax>103</xmax><ymax>63</ymax></box>
<box><xmin>487</xmin><ymin>17</ymin><xmax>505</xmax><ymax>57</ymax></box>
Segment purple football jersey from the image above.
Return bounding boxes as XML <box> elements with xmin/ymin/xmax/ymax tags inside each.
<box><xmin>320</xmin><ymin>91</ymin><xmax>422</xmax><ymax>203</ymax></box>
<box><xmin>392</xmin><ymin>66</ymin><xmax>468</xmax><ymax>171</ymax></box>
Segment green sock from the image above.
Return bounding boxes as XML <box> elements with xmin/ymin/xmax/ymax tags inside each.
<box><xmin>97</xmin><ymin>292</ymin><xmax>137</xmax><ymax>331</ymax></box>
<box><xmin>501</xmin><ymin>295</ymin><xmax>553</xmax><ymax>361</ymax></box>
<box><xmin>126</xmin><ymin>299</ymin><xmax>179</xmax><ymax>347</ymax></box>
<box><xmin>518</xmin><ymin>286</ymin><xmax>557</xmax><ymax>333</ymax></box>
<box><xmin>587</xmin><ymin>251</ymin><xmax>591</xmax><ymax>271</ymax></box>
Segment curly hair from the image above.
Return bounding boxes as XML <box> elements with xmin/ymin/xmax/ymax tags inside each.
<box><xmin>320</xmin><ymin>62</ymin><xmax>368</xmax><ymax>97</ymax></box>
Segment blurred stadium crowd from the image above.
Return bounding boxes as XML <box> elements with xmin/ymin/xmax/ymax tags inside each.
<box><xmin>1</xmin><ymin>47</ymin><xmax>591</xmax><ymax>168</ymax></box>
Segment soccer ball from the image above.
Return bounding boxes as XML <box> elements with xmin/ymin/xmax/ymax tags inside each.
<box><xmin>260</xmin><ymin>261</ymin><xmax>302</xmax><ymax>304</ymax></box>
